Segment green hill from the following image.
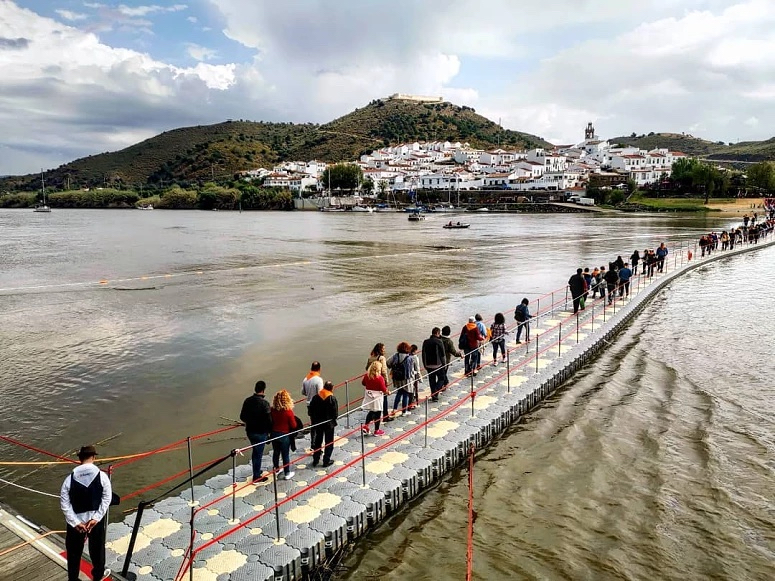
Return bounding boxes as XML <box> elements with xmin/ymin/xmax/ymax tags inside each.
<box><xmin>0</xmin><ymin>99</ymin><xmax>552</xmax><ymax>191</ymax></box>
<box><xmin>610</xmin><ymin>133</ymin><xmax>728</xmax><ymax>156</ymax></box>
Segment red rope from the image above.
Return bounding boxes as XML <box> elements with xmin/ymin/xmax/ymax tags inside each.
<box><xmin>0</xmin><ymin>435</ymin><xmax>77</xmax><ymax>464</ymax></box>
<box><xmin>466</xmin><ymin>445</ymin><xmax>475</xmax><ymax>581</ymax></box>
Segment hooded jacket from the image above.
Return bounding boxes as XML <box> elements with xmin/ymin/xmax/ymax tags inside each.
<box><xmin>465</xmin><ymin>322</ymin><xmax>484</xmax><ymax>349</ymax></box>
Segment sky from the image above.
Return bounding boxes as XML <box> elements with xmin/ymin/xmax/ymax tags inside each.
<box><xmin>1</xmin><ymin>0</ymin><xmax>774</xmax><ymax>175</ymax></box>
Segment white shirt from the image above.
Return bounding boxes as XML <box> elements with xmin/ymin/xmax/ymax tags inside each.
<box><xmin>60</xmin><ymin>463</ymin><xmax>112</xmax><ymax>528</ymax></box>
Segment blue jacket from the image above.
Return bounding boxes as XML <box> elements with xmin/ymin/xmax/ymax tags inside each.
<box><xmin>618</xmin><ymin>267</ymin><xmax>632</xmax><ymax>282</ymax></box>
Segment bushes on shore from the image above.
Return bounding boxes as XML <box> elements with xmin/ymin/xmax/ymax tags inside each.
<box><xmin>0</xmin><ymin>184</ymin><xmax>295</xmax><ymax>210</ymax></box>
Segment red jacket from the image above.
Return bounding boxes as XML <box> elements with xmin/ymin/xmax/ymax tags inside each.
<box><xmin>361</xmin><ymin>374</ymin><xmax>388</xmax><ymax>394</ymax></box>
<box><xmin>465</xmin><ymin>322</ymin><xmax>484</xmax><ymax>349</ymax></box>
<box><xmin>271</xmin><ymin>409</ymin><xmax>296</xmax><ymax>434</ymax></box>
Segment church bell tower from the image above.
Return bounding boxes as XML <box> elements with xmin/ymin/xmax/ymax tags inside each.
<box><xmin>585</xmin><ymin>122</ymin><xmax>596</xmax><ymax>140</ymax></box>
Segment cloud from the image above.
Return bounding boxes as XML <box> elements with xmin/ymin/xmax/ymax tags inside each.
<box><xmin>55</xmin><ymin>9</ymin><xmax>88</xmax><ymax>22</ymax></box>
<box><xmin>0</xmin><ymin>2</ymin><xmax>247</xmax><ymax>175</ymax></box>
<box><xmin>3</xmin><ymin>0</ymin><xmax>775</xmax><ymax>175</ymax></box>
<box><xmin>186</xmin><ymin>43</ymin><xmax>217</xmax><ymax>62</ymax></box>
<box><xmin>116</xmin><ymin>4</ymin><xmax>187</xmax><ymax>18</ymax></box>
<box><xmin>0</xmin><ymin>37</ymin><xmax>30</xmax><ymax>49</ymax></box>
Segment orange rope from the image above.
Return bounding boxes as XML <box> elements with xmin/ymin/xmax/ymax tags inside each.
<box><xmin>466</xmin><ymin>445</ymin><xmax>475</xmax><ymax>581</ymax></box>
<box><xmin>0</xmin><ymin>529</ymin><xmax>66</xmax><ymax>558</ymax></box>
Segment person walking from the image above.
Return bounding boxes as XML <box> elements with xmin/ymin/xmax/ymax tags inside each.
<box><xmin>240</xmin><ymin>380</ymin><xmax>272</xmax><ymax>484</ymax></box>
<box><xmin>630</xmin><ymin>250</ymin><xmax>641</xmax><ymax>276</ymax></box>
<box><xmin>618</xmin><ymin>262</ymin><xmax>633</xmax><ymax>297</ymax></box>
<box><xmin>408</xmin><ymin>344</ymin><xmax>422</xmax><ymax>409</ymax></box>
<box><xmin>656</xmin><ymin>243</ymin><xmax>668</xmax><ymax>273</ymax></box>
<box><xmin>301</xmin><ymin>361</ymin><xmax>324</xmax><ymax>443</ymax></box>
<box><xmin>514</xmin><ymin>298</ymin><xmax>532</xmax><ymax>343</ymax></box>
<box><xmin>462</xmin><ymin>316</ymin><xmax>485</xmax><ymax>377</ymax></box>
<box><xmin>597</xmin><ymin>266</ymin><xmax>607</xmax><ymax>300</ymax></box>
<box><xmin>568</xmin><ymin>268</ymin><xmax>586</xmax><ymax>314</ymax></box>
<box><xmin>60</xmin><ymin>445</ymin><xmax>112</xmax><ymax>581</ymax></box>
<box><xmin>308</xmin><ymin>380</ymin><xmax>338</xmax><ymax>468</ymax></box>
<box><xmin>270</xmin><ymin>390</ymin><xmax>296</xmax><ymax>480</ymax></box>
<box><xmin>490</xmin><ymin>313</ymin><xmax>508</xmax><ymax>364</ymax></box>
<box><xmin>604</xmin><ymin>262</ymin><xmax>619</xmax><ymax>305</ymax></box>
<box><xmin>365</xmin><ymin>344</ymin><xmax>390</xmax><ymax>423</ymax></box>
<box><xmin>362</xmin><ymin>361</ymin><xmax>388</xmax><ymax>436</ymax></box>
<box><xmin>440</xmin><ymin>326</ymin><xmax>462</xmax><ymax>391</ymax></box>
<box><xmin>422</xmin><ymin>328</ymin><xmax>447</xmax><ymax>400</ymax></box>
<box><xmin>387</xmin><ymin>342</ymin><xmax>412</xmax><ymax>417</ymax></box>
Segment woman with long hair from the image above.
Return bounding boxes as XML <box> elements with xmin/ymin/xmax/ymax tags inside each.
<box><xmin>366</xmin><ymin>343</ymin><xmax>390</xmax><ymax>422</ymax></box>
<box><xmin>270</xmin><ymin>390</ymin><xmax>296</xmax><ymax>480</ymax></box>
<box><xmin>362</xmin><ymin>360</ymin><xmax>388</xmax><ymax>436</ymax></box>
<box><xmin>490</xmin><ymin>312</ymin><xmax>508</xmax><ymax>365</ymax></box>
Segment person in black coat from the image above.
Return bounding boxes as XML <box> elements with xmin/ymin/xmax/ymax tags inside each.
<box><xmin>308</xmin><ymin>381</ymin><xmax>339</xmax><ymax>467</ymax></box>
<box><xmin>604</xmin><ymin>263</ymin><xmax>620</xmax><ymax>305</ymax></box>
<box><xmin>568</xmin><ymin>268</ymin><xmax>586</xmax><ymax>314</ymax></box>
<box><xmin>240</xmin><ymin>380</ymin><xmax>273</xmax><ymax>483</ymax></box>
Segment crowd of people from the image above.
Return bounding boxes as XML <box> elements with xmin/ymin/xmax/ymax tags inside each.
<box><xmin>237</xmin><ymin>215</ymin><xmax>775</xmax><ymax>484</ymax></box>
<box><xmin>237</xmin><ymin>305</ymin><xmax>538</xmax><ymax>483</ymax></box>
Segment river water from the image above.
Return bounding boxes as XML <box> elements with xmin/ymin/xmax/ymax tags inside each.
<box><xmin>0</xmin><ymin>209</ymin><xmax>772</xmax><ymax>579</ymax></box>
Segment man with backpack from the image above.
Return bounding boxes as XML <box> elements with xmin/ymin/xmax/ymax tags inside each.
<box><xmin>460</xmin><ymin>317</ymin><xmax>485</xmax><ymax>376</ymax></box>
<box><xmin>422</xmin><ymin>327</ymin><xmax>446</xmax><ymax>402</ymax></box>
<box><xmin>514</xmin><ymin>298</ymin><xmax>532</xmax><ymax>343</ymax></box>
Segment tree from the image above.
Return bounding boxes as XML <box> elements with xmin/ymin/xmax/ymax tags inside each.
<box><xmin>377</xmin><ymin>180</ymin><xmax>389</xmax><ymax>198</ymax></box>
<box><xmin>746</xmin><ymin>162</ymin><xmax>775</xmax><ymax>193</ymax></box>
<box><xmin>361</xmin><ymin>177</ymin><xmax>374</xmax><ymax>196</ymax></box>
<box><xmin>320</xmin><ymin>163</ymin><xmax>363</xmax><ymax>192</ymax></box>
<box><xmin>670</xmin><ymin>157</ymin><xmax>702</xmax><ymax>192</ymax></box>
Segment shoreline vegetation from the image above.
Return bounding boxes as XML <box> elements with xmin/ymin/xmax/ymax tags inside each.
<box><xmin>0</xmin><ymin>185</ymin><xmax>764</xmax><ymax>214</ymax></box>
<box><xmin>0</xmin><ymin>184</ymin><xmax>295</xmax><ymax>211</ymax></box>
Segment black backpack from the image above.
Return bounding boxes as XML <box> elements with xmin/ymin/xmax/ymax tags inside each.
<box><xmin>514</xmin><ymin>304</ymin><xmax>526</xmax><ymax>322</ymax></box>
<box><xmin>390</xmin><ymin>354</ymin><xmax>407</xmax><ymax>381</ymax></box>
<box><xmin>458</xmin><ymin>326</ymin><xmax>469</xmax><ymax>350</ymax></box>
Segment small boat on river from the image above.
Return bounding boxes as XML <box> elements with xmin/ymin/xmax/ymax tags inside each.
<box><xmin>443</xmin><ymin>222</ymin><xmax>470</xmax><ymax>229</ymax></box>
<box><xmin>408</xmin><ymin>209</ymin><xmax>426</xmax><ymax>221</ymax></box>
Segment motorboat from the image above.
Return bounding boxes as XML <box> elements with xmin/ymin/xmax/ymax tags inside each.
<box><xmin>33</xmin><ymin>204</ymin><xmax>51</xmax><ymax>213</ymax></box>
<box><xmin>137</xmin><ymin>204</ymin><xmax>154</xmax><ymax>210</ymax></box>
<box><xmin>430</xmin><ymin>204</ymin><xmax>460</xmax><ymax>213</ymax></box>
<box><xmin>408</xmin><ymin>208</ymin><xmax>426</xmax><ymax>221</ymax></box>
<box><xmin>350</xmin><ymin>205</ymin><xmax>374</xmax><ymax>213</ymax></box>
<box><xmin>443</xmin><ymin>222</ymin><xmax>470</xmax><ymax>229</ymax></box>
<box><xmin>474</xmin><ymin>207</ymin><xmax>489</xmax><ymax>212</ymax></box>
<box><xmin>320</xmin><ymin>206</ymin><xmax>346</xmax><ymax>212</ymax></box>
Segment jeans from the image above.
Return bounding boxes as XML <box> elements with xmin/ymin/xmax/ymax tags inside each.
<box><xmin>465</xmin><ymin>349</ymin><xmax>481</xmax><ymax>374</ymax></box>
<box><xmin>427</xmin><ymin>367</ymin><xmax>445</xmax><ymax>397</ymax></box>
<box><xmin>491</xmin><ymin>338</ymin><xmax>505</xmax><ymax>360</ymax></box>
<box><xmin>67</xmin><ymin>519</ymin><xmax>105</xmax><ymax>581</ymax></box>
<box><xmin>382</xmin><ymin>395</ymin><xmax>390</xmax><ymax>420</ymax></box>
<box><xmin>311</xmin><ymin>423</ymin><xmax>335</xmax><ymax>464</ymax></box>
<box><xmin>572</xmin><ymin>294</ymin><xmax>582</xmax><ymax>313</ymax></box>
<box><xmin>246</xmin><ymin>432</ymin><xmax>268</xmax><ymax>480</ymax></box>
<box><xmin>393</xmin><ymin>388</ymin><xmax>411</xmax><ymax>411</ymax></box>
<box><xmin>606</xmin><ymin>284</ymin><xmax>616</xmax><ymax>303</ymax></box>
<box><xmin>632</xmin><ymin>263</ymin><xmax>638</xmax><ymax>276</ymax></box>
<box><xmin>271</xmin><ymin>432</ymin><xmax>291</xmax><ymax>475</ymax></box>
<box><xmin>620</xmin><ymin>280</ymin><xmax>630</xmax><ymax>296</ymax></box>
<box><xmin>515</xmin><ymin>321</ymin><xmax>530</xmax><ymax>342</ymax></box>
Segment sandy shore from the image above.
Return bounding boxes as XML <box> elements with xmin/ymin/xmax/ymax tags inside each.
<box><xmin>705</xmin><ymin>198</ymin><xmax>766</xmax><ymax>216</ymax></box>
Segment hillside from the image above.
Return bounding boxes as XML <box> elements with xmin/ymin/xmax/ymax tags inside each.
<box><xmin>610</xmin><ymin>133</ymin><xmax>728</xmax><ymax>156</ymax></box>
<box><xmin>0</xmin><ymin>99</ymin><xmax>551</xmax><ymax>191</ymax></box>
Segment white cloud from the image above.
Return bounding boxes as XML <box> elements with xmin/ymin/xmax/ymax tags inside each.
<box><xmin>55</xmin><ymin>9</ymin><xmax>88</xmax><ymax>21</ymax></box>
<box><xmin>187</xmin><ymin>15</ymin><xmax>197</xmax><ymax>23</ymax></box>
<box><xmin>0</xmin><ymin>2</ymin><xmax>245</xmax><ymax>174</ymax></box>
<box><xmin>186</xmin><ymin>43</ymin><xmax>217</xmax><ymax>62</ymax></box>
<box><xmin>116</xmin><ymin>4</ymin><xmax>187</xmax><ymax>18</ymax></box>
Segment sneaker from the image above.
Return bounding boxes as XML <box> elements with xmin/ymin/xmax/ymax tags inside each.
<box><xmin>374</xmin><ymin>429</ymin><xmax>386</xmax><ymax>436</ymax></box>
<box><xmin>100</xmin><ymin>569</ymin><xmax>112</xmax><ymax>580</ymax></box>
<box><xmin>251</xmin><ymin>475</ymin><xmax>269</xmax><ymax>484</ymax></box>
<box><xmin>312</xmin><ymin>459</ymin><xmax>320</xmax><ymax>468</ymax></box>
<box><xmin>361</xmin><ymin>425</ymin><xmax>370</xmax><ymax>435</ymax></box>
<box><xmin>515</xmin><ymin>340</ymin><xmax>522</xmax><ymax>344</ymax></box>
<box><xmin>283</xmin><ymin>471</ymin><xmax>295</xmax><ymax>480</ymax></box>
<box><xmin>492</xmin><ymin>361</ymin><xmax>497</xmax><ymax>366</ymax></box>
<box><xmin>402</xmin><ymin>411</ymin><xmax>411</xmax><ymax>416</ymax></box>
<box><xmin>431</xmin><ymin>396</ymin><xmax>439</xmax><ymax>402</ymax></box>
<box><xmin>322</xmin><ymin>460</ymin><xmax>333</xmax><ymax>468</ymax></box>
<box><xmin>384</xmin><ymin>416</ymin><xmax>395</xmax><ymax>422</ymax></box>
